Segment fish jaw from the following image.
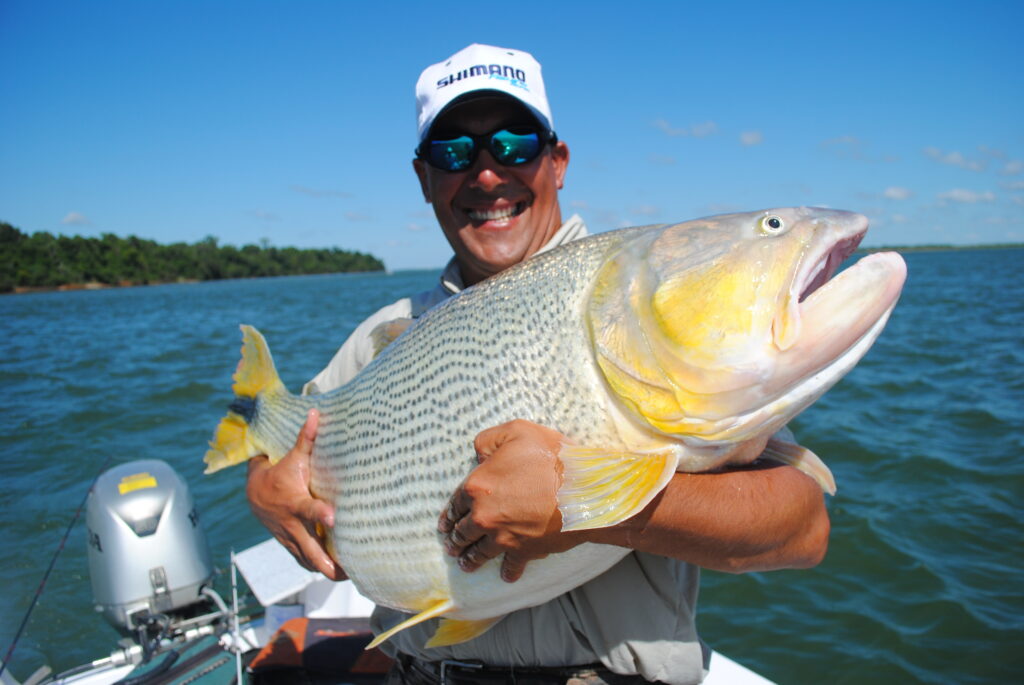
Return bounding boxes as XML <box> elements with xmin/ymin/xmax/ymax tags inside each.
<box><xmin>768</xmin><ymin>250</ymin><xmax>907</xmax><ymax>403</ymax></box>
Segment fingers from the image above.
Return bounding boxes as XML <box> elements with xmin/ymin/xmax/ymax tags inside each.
<box><xmin>500</xmin><ymin>554</ymin><xmax>529</xmax><ymax>583</ymax></box>
<box><xmin>290</xmin><ymin>408</ymin><xmax>320</xmax><ymax>461</ymax></box>
<box><xmin>437</xmin><ymin>491</ymin><xmax>465</xmax><ymax>535</ymax></box>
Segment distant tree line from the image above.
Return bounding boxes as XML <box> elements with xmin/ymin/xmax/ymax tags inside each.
<box><xmin>0</xmin><ymin>222</ymin><xmax>385</xmax><ymax>293</ymax></box>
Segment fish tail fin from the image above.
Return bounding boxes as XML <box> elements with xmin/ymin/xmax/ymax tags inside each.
<box><xmin>365</xmin><ymin>598</ymin><xmax>454</xmax><ymax>650</ymax></box>
<box><xmin>763</xmin><ymin>436</ymin><xmax>836</xmax><ymax>495</ymax></box>
<box><xmin>557</xmin><ymin>444</ymin><xmax>681</xmax><ymax>531</ymax></box>
<box><xmin>204</xmin><ymin>325</ymin><xmax>289</xmax><ymax>474</ymax></box>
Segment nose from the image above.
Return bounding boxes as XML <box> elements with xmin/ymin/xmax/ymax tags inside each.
<box><xmin>467</xmin><ymin>150</ymin><xmax>509</xmax><ymax>193</ymax></box>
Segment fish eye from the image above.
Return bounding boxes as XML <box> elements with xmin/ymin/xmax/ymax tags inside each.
<box><xmin>759</xmin><ymin>215</ymin><xmax>785</xmax><ymax>235</ymax></box>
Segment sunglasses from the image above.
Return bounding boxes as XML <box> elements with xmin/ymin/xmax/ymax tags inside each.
<box><xmin>416</xmin><ymin>126</ymin><xmax>557</xmax><ymax>172</ymax></box>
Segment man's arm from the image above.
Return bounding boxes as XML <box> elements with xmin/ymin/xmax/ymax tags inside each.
<box><xmin>439</xmin><ymin>420</ymin><xmax>830</xmax><ymax>582</ymax></box>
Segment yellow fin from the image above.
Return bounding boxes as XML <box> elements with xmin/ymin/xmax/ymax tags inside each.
<box><xmin>762</xmin><ymin>437</ymin><xmax>836</xmax><ymax>495</ymax></box>
<box><xmin>369</xmin><ymin>318</ymin><xmax>414</xmax><ymax>357</ymax></box>
<box><xmin>233</xmin><ymin>324</ymin><xmax>286</xmax><ymax>398</ymax></box>
<box><xmin>366</xmin><ymin>598</ymin><xmax>454</xmax><ymax>650</ymax></box>
<box><xmin>203</xmin><ymin>325</ymin><xmax>286</xmax><ymax>474</ymax></box>
<box><xmin>557</xmin><ymin>444</ymin><xmax>680</xmax><ymax>531</ymax></box>
<box><xmin>426</xmin><ymin>616</ymin><xmax>504</xmax><ymax>648</ymax></box>
<box><xmin>203</xmin><ymin>413</ymin><xmax>257</xmax><ymax>473</ymax></box>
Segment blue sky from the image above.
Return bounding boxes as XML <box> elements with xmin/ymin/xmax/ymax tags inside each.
<box><xmin>2</xmin><ymin>0</ymin><xmax>1021</xmax><ymax>271</ymax></box>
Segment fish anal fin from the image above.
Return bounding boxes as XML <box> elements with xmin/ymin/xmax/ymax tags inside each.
<box><xmin>369</xmin><ymin>318</ymin><xmax>414</xmax><ymax>358</ymax></box>
<box><xmin>425</xmin><ymin>616</ymin><xmax>504</xmax><ymax>648</ymax></box>
<box><xmin>557</xmin><ymin>444</ymin><xmax>681</xmax><ymax>531</ymax></box>
<box><xmin>763</xmin><ymin>437</ymin><xmax>836</xmax><ymax>495</ymax></box>
<box><xmin>366</xmin><ymin>598</ymin><xmax>454</xmax><ymax>650</ymax></box>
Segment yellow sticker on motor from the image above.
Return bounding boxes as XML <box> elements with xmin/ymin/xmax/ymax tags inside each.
<box><xmin>118</xmin><ymin>472</ymin><xmax>158</xmax><ymax>495</ymax></box>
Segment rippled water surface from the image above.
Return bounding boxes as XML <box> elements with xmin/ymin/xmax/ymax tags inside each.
<box><xmin>1</xmin><ymin>250</ymin><xmax>1021</xmax><ymax>683</ymax></box>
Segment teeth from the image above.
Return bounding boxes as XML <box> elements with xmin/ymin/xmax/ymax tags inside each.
<box><xmin>467</xmin><ymin>202</ymin><xmax>525</xmax><ymax>221</ymax></box>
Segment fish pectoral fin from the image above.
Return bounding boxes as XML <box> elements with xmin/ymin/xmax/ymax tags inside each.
<box><xmin>369</xmin><ymin>318</ymin><xmax>415</xmax><ymax>357</ymax></box>
<box><xmin>366</xmin><ymin>598</ymin><xmax>455</xmax><ymax>650</ymax></box>
<box><xmin>426</xmin><ymin>616</ymin><xmax>504</xmax><ymax>648</ymax></box>
<box><xmin>762</xmin><ymin>437</ymin><xmax>837</xmax><ymax>495</ymax></box>
<box><xmin>556</xmin><ymin>444</ymin><xmax>681</xmax><ymax>531</ymax></box>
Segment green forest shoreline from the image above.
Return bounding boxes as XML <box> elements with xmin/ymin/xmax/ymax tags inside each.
<box><xmin>1</xmin><ymin>221</ymin><xmax>384</xmax><ymax>294</ymax></box>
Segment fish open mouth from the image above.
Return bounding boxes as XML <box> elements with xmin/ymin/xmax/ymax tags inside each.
<box><xmin>798</xmin><ymin>231</ymin><xmax>866</xmax><ymax>303</ymax></box>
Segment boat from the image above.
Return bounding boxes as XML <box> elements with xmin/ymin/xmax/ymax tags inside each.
<box><xmin>0</xmin><ymin>460</ymin><xmax>775</xmax><ymax>685</ymax></box>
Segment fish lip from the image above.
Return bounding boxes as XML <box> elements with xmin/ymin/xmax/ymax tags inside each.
<box><xmin>796</xmin><ymin>215</ymin><xmax>868</xmax><ymax>304</ymax></box>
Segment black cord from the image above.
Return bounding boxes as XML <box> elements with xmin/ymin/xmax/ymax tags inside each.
<box><xmin>0</xmin><ymin>454</ymin><xmax>114</xmax><ymax>680</ymax></box>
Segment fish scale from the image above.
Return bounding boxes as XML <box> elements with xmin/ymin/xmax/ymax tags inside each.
<box><xmin>205</xmin><ymin>208</ymin><xmax>906</xmax><ymax>649</ymax></box>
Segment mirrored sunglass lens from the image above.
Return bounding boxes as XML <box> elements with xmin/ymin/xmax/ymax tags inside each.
<box><xmin>490</xmin><ymin>130</ymin><xmax>541</xmax><ymax>165</ymax></box>
<box><xmin>429</xmin><ymin>136</ymin><xmax>475</xmax><ymax>171</ymax></box>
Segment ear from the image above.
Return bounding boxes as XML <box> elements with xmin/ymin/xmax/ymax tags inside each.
<box><xmin>551</xmin><ymin>141</ymin><xmax>570</xmax><ymax>191</ymax></box>
<box><xmin>412</xmin><ymin>158</ymin><xmax>431</xmax><ymax>202</ymax></box>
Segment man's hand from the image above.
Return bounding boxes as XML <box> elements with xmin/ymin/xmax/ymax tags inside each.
<box><xmin>246</xmin><ymin>408</ymin><xmax>346</xmax><ymax>580</ymax></box>
<box><xmin>438</xmin><ymin>420</ymin><xmax>586</xmax><ymax>583</ymax></box>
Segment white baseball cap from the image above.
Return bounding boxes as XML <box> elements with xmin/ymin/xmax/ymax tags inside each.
<box><xmin>415</xmin><ymin>43</ymin><xmax>554</xmax><ymax>143</ymax></box>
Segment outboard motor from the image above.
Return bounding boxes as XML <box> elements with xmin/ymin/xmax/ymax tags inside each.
<box><xmin>86</xmin><ymin>459</ymin><xmax>214</xmax><ymax>634</ymax></box>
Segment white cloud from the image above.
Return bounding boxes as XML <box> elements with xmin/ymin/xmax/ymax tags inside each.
<box><xmin>649</xmin><ymin>154</ymin><xmax>677</xmax><ymax>166</ymax></box>
<box><xmin>344</xmin><ymin>211</ymin><xmax>372</xmax><ymax>221</ymax></box>
<box><xmin>883</xmin><ymin>186</ymin><xmax>913</xmax><ymax>200</ymax></box>
<box><xmin>1002</xmin><ymin>180</ymin><xmax>1024</xmax><ymax>190</ymax></box>
<box><xmin>923</xmin><ymin>147</ymin><xmax>986</xmax><ymax>172</ymax></box>
<box><xmin>690</xmin><ymin>121</ymin><xmax>718</xmax><ymax>138</ymax></box>
<box><xmin>569</xmin><ymin>200</ymin><xmax>589</xmax><ymax>210</ymax></box>
<box><xmin>61</xmin><ymin>211</ymin><xmax>91</xmax><ymax>226</ymax></box>
<box><xmin>739</xmin><ymin>131</ymin><xmax>763</xmax><ymax>146</ymax></box>
<box><xmin>290</xmin><ymin>185</ymin><xmax>353</xmax><ymax>199</ymax></box>
<box><xmin>406</xmin><ymin>223</ymin><xmax>426</xmax><ymax>232</ymax></box>
<box><xmin>653</xmin><ymin>118</ymin><xmax>718</xmax><ymax>138</ymax></box>
<box><xmin>249</xmin><ymin>209</ymin><xmax>280</xmax><ymax>221</ymax></box>
<box><xmin>1002</xmin><ymin>160</ymin><xmax>1023</xmax><ymax>175</ymax></box>
<box><xmin>937</xmin><ymin>188</ymin><xmax>996</xmax><ymax>204</ymax></box>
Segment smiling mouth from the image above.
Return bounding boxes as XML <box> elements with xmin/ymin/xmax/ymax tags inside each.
<box><xmin>465</xmin><ymin>201</ymin><xmax>529</xmax><ymax>223</ymax></box>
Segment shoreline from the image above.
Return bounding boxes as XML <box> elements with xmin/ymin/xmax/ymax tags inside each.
<box><xmin>4</xmin><ymin>270</ymin><xmax>391</xmax><ymax>296</ymax></box>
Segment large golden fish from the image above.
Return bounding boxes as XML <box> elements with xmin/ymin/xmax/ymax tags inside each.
<box><xmin>205</xmin><ymin>207</ymin><xmax>906</xmax><ymax>649</ymax></box>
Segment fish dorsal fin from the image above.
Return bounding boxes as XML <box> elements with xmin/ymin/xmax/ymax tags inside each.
<box><xmin>557</xmin><ymin>444</ymin><xmax>681</xmax><ymax>531</ymax></box>
<box><xmin>426</xmin><ymin>616</ymin><xmax>504</xmax><ymax>648</ymax></box>
<box><xmin>762</xmin><ymin>437</ymin><xmax>836</xmax><ymax>495</ymax></box>
<box><xmin>369</xmin><ymin>318</ymin><xmax>415</xmax><ymax>357</ymax></box>
<box><xmin>366</xmin><ymin>598</ymin><xmax>454</xmax><ymax>650</ymax></box>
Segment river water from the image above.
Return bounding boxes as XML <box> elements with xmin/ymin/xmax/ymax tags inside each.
<box><xmin>1</xmin><ymin>248</ymin><xmax>1021</xmax><ymax>683</ymax></box>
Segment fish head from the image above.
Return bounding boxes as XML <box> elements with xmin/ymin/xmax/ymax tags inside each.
<box><xmin>589</xmin><ymin>207</ymin><xmax>906</xmax><ymax>444</ymax></box>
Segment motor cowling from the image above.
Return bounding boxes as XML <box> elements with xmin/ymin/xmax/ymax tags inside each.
<box><xmin>86</xmin><ymin>459</ymin><xmax>213</xmax><ymax>633</ymax></box>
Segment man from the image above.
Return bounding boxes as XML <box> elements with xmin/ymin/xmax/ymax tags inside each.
<box><xmin>247</xmin><ymin>44</ymin><xmax>829</xmax><ymax>684</ymax></box>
